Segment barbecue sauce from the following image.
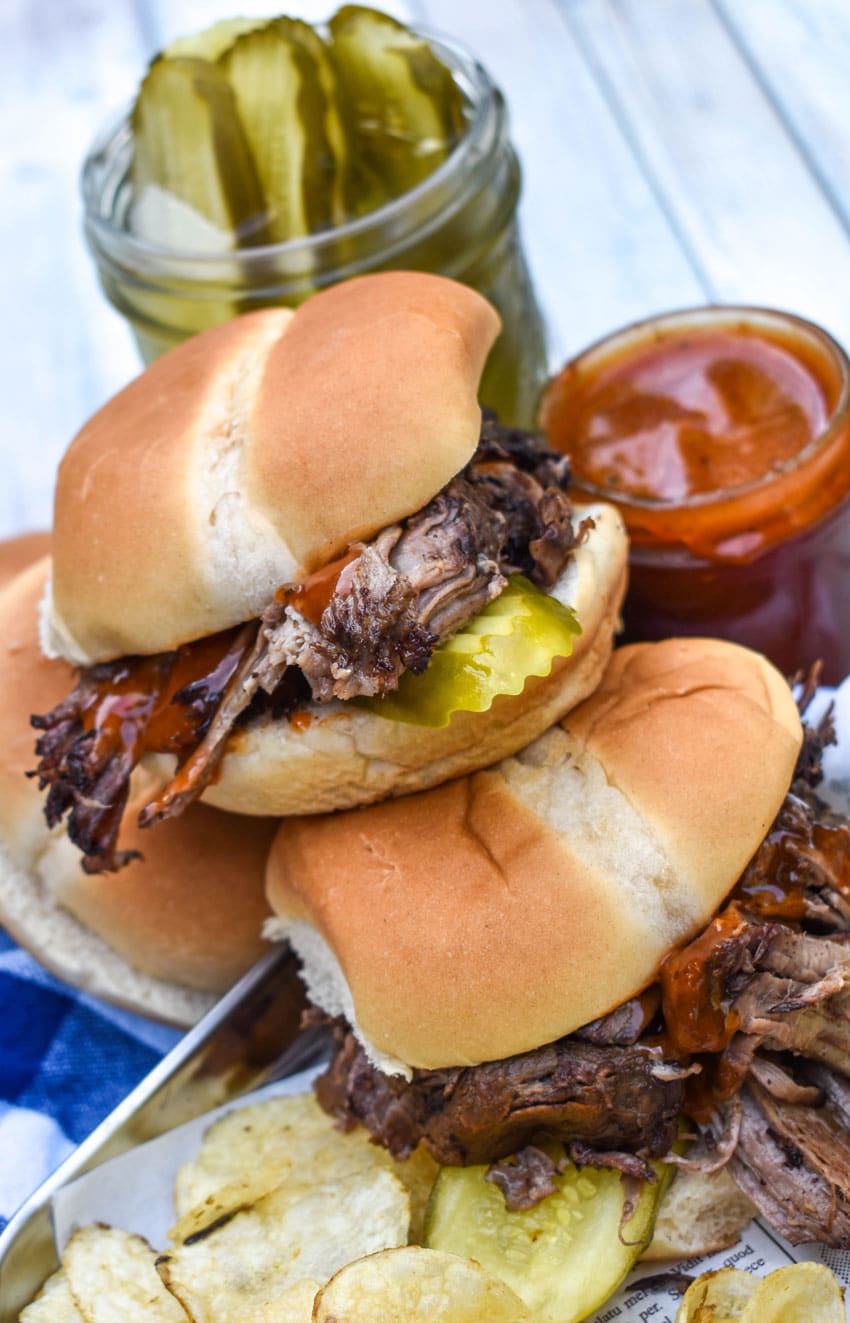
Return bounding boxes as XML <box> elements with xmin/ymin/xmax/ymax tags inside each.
<box><xmin>78</xmin><ymin>547</ymin><xmax>365</xmax><ymax>773</ymax></box>
<box><xmin>275</xmin><ymin>547</ymin><xmax>361</xmax><ymax>626</ymax></box>
<box><xmin>659</xmin><ymin>907</ymin><xmax>747</xmax><ymax>1057</ymax></box>
<box><xmin>80</xmin><ymin>625</ymin><xmax>248</xmax><ymax>766</ymax></box>
<box><xmin>541</xmin><ymin>307</ymin><xmax>850</xmax><ymax>681</ymax></box>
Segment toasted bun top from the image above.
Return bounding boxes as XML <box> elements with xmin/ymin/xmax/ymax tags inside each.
<box><xmin>45</xmin><ymin>273</ymin><xmax>500</xmax><ymax>663</ymax></box>
<box><xmin>266</xmin><ymin>638</ymin><xmax>802</xmax><ymax>1070</ymax></box>
<box><xmin>0</xmin><ymin>559</ymin><xmax>274</xmax><ymax>1002</ymax></box>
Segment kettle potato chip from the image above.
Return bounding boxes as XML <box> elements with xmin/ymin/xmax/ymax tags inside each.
<box><xmin>314</xmin><ymin>1246</ymin><xmax>531</xmax><ymax>1322</ymax></box>
<box><xmin>61</xmin><ymin>1226</ymin><xmax>187</xmax><ymax>1322</ymax></box>
<box><xmin>172</xmin><ymin>1092</ymin><xmax>437</xmax><ymax>1241</ymax></box>
<box><xmin>19</xmin><ymin>1270</ymin><xmax>83</xmax><ymax>1322</ymax></box>
<box><xmin>158</xmin><ymin>1167</ymin><xmax>409</xmax><ymax>1322</ymax></box>
<box><xmin>740</xmin><ymin>1261</ymin><xmax>845</xmax><ymax>1322</ymax></box>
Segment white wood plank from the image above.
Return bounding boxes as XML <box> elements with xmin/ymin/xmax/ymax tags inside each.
<box><xmin>0</xmin><ymin>0</ymin><xmax>144</xmax><ymax>538</ymax></box>
<box><xmin>567</xmin><ymin>0</ymin><xmax>850</xmax><ymax>348</ymax></box>
<box><xmin>417</xmin><ymin>0</ymin><xmax>704</xmax><ymax>365</ymax></box>
<box><xmin>716</xmin><ymin>0</ymin><xmax>850</xmax><ymax>227</ymax></box>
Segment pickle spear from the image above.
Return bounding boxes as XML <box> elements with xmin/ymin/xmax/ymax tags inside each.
<box><xmin>131</xmin><ymin>56</ymin><xmax>268</xmax><ymax>245</ymax></box>
<box><xmin>221</xmin><ymin>23</ymin><xmax>337</xmax><ymax>242</ymax></box>
<box><xmin>424</xmin><ymin>1146</ymin><xmax>668</xmax><ymax>1323</ymax></box>
<box><xmin>329</xmin><ymin>4</ymin><xmax>466</xmax><ymax>207</ymax></box>
<box><xmin>358</xmin><ymin>576</ymin><xmax>581</xmax><ymax>728</ymax></box>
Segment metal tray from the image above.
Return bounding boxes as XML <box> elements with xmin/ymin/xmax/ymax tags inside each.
<box><xmin>0</xmin><ymin>946</ymin><xmax>325</xmax><ymax>1321</ymax></box>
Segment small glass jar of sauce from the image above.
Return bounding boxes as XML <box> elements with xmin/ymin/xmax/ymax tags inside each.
<box><xmin>540</xmin><ymin>306</ymin><xmax>850</xmax><ymax>682</ymax></box>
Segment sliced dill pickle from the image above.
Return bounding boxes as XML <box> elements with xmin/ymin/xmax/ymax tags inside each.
<box><xmin>275</xmin><ymin>17</ymin><xmax>354</xmax><ymax>227</ymax></box>
<box><xmin>329</xmin><ymin>4</ymin><xmax>466</xmax><ymax>206</ymax></box>
<box><xmin>423</xmin><ymin>1147</ymin><xmax>668</xmax><ymax>1323</ymax></box>
<box><xmin>221</xmin><ymin>24</ymin><xmax>335</xmax><ymax>242</ymax></box>
<box><xmin>131</xmin><ymin>56</ymin><xmax>268</xmax><ymax>244</ymax></box>
<box><xmin>164</xmin><ymin>18</ymin><xmax>264</xmax><ymax>62</ymax></box>
<box><xmin>358</xmin><ymin>576</ymin><xmax>581</xmax><ymax>728</ymax></box>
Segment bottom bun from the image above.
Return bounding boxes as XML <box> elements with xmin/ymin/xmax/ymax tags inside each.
<box><xmin>644</xmin><ymin>1168</ymin><xmax>757</xmax><ymax>1260</ymax></box>
<box><xmin>202</xmin><ymin>502</ymin><xmax>628</xmax><ymax>816</ymax></box>
<box><xmin>0</xmin><ymin>557</ymin><xmax>275</xmax><ymax>1025</ymax></box>
<box><xmin>0</xmin><ymin>530</ymin><xmax>50</xmax><ymax>593</ymax></box>
<box><xmin>0</xmin><ymin>836</ymin><xmax>219</xmax><ymax>1027</ymax></box>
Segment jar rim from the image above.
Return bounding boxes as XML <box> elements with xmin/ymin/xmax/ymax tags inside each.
<box><xmin>547</xmin><ymin>304</ymin><xmax>850</xmax><ymax>513</ymax></box>
<box><xmin>81</xmin><ymin>27</ymin><xmax>504</xmax><ymax>271</ymax></box>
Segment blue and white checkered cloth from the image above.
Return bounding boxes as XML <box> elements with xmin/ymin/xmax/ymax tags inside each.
<box><xmin>0</xmin><ymin>929</ymin><xmax>180</xmax><ymax>1234</ymax></box>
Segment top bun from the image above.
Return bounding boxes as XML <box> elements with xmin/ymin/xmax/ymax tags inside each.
<box><xmin>266</xmin><ymin>638</ymin><xmax>802</xmax><ymax>1072</ymax></box>
<box><xmin>44</xmin><ymin>273</ymin><xmax>500</xmax><ymax>664</ymax></box>
<box><xmin>0</xmin><ymin>556</ymin><xmax>276</xmax><ymax>1024</ymax></box>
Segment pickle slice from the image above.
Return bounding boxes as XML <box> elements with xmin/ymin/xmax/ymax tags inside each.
<box><xmin>277</xmin><ymin>17</ymin><xmax>354</xmax><ymax>227</ymax></box>
<box><xmin>423</xmin><ymin>1148</ymin><xmax>667</xmax><ymax>1323</ymax></box>
<box><xmin>131</xmin><ymin>56</ymin><xmax>268</xmax><ymax>244</ymax></box>
<box><xmin>164</xmin><ymin>18</ymin><xmax>264</xmax><ymax>62</ymax></box>
<box><xmin>221</xmin><ymin>23</ymin><xmax>335</xmax><ymax>242</ymax></box>
<box><xmin>329</xmin><ymin>4</ymin><xmax>466</xmax><ymax>207</ymax></box>
<box><xmin>358</xmin><ymin>576</ymin><xmax>581</xmax><ymax>728</ymax></box>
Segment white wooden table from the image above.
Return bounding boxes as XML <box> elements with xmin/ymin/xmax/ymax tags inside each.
<box><xmin>3</xmin><ymin>0</ymin><xmax>850</xmax><ymax>540</ymax></box>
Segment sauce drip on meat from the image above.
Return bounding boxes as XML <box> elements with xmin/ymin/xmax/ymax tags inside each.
<box><xmin>274</xmin><ymin>547</ymin><xmax>361</xmax><ymax>626</ymax></box>
<box><xmin>83</xmin><ymin>626</ymin><xmax>248</xmax><ymax>763</ymax></box>
<box><xmin>659</xmin><ymin>906</ymin><xmax>746</xmax><ymax>1056</ymax></box>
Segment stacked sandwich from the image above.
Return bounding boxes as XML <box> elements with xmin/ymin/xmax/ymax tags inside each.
<box><xmin>4</xmin><ymin>272</ymin><xmax>850</xmax><ymax>1304</ymax></box>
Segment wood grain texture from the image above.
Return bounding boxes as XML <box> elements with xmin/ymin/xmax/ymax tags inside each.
<box><xmin>566</xmin><ymin>0</ymin><xmax>850</xmax><ymax>343</ymax></box>
<box><xmin>0</xmin><ymin>0</ymin><xmax>143</xmax><ymax>536</ymax></box>
<box><xmin>420</xmin><ymin>0</ymin><xmax>704</xmax><ymax>366</ymax></box>
<box><xmin>716</xmin><ymin>0</ymin><xmax>850</xmax><ymax>229</ymax></box>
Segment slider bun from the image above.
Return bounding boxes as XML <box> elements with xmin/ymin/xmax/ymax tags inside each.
<box><xmin>44</xmin><ymin>273</ymin><xmax>500</xmax><ymax>664</ymax></box>
<box><xmin>0</xmin><ymin>531</ymin><xmax>50</xmax><ymax>593</ymax></box>
<box><xmin>202</xmin><ymin>500</ymin><xmax>627</xmax><ymax>816</ymax></box>
<box><xmin>643</xmin><ymin>1169</ymin><xmax>756</xmax><ymax>1260</ymax></box>
<box><xmin>266</xmin><ymin>638</ymin><xmax>802</xmax><ymax>1071</ymax></box>
<box><xmin>0</xmin><ymin>559</ymin><xmax>275</xmax><ymax>1026</ymax></box>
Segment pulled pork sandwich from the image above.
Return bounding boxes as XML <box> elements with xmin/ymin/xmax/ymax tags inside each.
<box><xmin>33</xmin><ymin>272</ymin><xmax>626</xmax><ymax>874</ymax></box>
<box><xmin>267</xmin><ymin>637</ymin><xmax>850</xmax><ymax>1251</ymax></box>
<box><xmin>0</xmin><ymin>551</ymin><xmax>275</xmax><ymax>1025</ymax></box>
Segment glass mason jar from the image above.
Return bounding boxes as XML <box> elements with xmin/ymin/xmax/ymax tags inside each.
<box><xmin>540</xmin><ymin>306</ymin><xmax>850</xmax><ymax>683</ymax></box>
<box><xmin>81</xmin><ymin>33</ymin><xmax>548</xmax><ymax>427</ymax></box>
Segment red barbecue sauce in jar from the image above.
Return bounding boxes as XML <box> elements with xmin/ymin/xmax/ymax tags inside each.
<box><xmin>540</xmin><ymin>307</ymin><xmax>850</xmax><ymax>682</ymax></box>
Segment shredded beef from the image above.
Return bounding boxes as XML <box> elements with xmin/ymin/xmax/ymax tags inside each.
<box><xmin>727</xmin><ymin>1080</ymin><xmax>850</xmax><ymax>1245</ymax></box>
<box><xmin>575</xmin><ymin>990</ymin><xmax>661</xmax><ymax>1046</ymax></box>
<box><xmin>315</xmin><ymin>1024</ymin><xmax>684</xmax><ymax>1173</ymax></box>
<box><xmin>33</xmin><ymin>416</ymin><xmax>582</xmax><ymax>870</ymax></box>
<box><xmin>31</xmin><ymin>630</ymin><xmax>254</xmax><ymax>872</ymax></box>
<box><xmin>486</xmin><ymin>1146</ymin><xmax>566</xmax><ymax>1212</ymax></box>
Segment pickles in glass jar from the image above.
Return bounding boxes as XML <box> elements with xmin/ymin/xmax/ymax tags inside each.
<box><xmin>131</xmin><ymin>56</ymin><xmax>268</xmax><ymax>245</ymax></box>
<box><xmin>85</xmin><ymin>9</ymin><xmax>549</xmax><ymax>424</ymax></box>
<box><xmin>329</xmin><ymin>5</ymin><xmax>466</xmax><ymax>209</ymax></box>
<box><xmin>220</xmin><ymin>23</ymin><xmax>337</xmax><ymax>242</ymax></box>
